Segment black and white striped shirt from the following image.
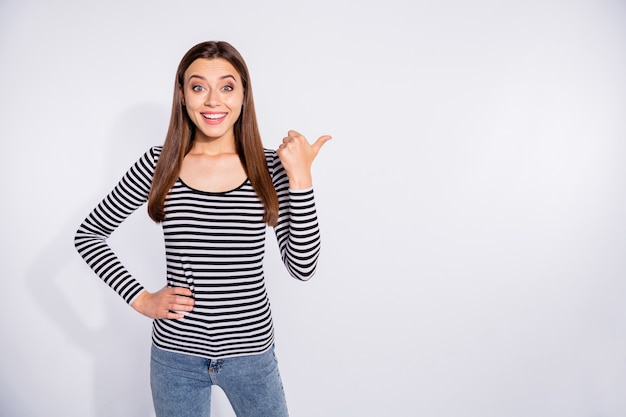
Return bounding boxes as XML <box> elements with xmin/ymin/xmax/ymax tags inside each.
<box><xmin>75</xmin><ymin>146</ymin><xmax>321</xmax><ymax>359</ymax></box>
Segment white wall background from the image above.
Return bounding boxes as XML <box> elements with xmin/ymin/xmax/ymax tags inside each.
<box><xmin>1</xmin><ymin>0</ymin><xmax>625</xmax><ymax>416</ymax></box>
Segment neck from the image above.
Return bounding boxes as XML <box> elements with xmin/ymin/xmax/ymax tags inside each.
<box><xmin>191</xmin><ymin>135</ymin><xmax>237</xmax><ymax>155</ymax></box>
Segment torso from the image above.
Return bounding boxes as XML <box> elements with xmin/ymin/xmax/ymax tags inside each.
<box><xmin>75</xmin><ymin>145</ymin><xmax>322</xmax><ymax>359</ymax></box>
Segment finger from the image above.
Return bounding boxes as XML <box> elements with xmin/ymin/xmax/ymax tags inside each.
<box><xmin>312</xmin><ymin>135</ymin><xmax>332</xmax><ymax>152</ymax></box>
<box><xmin>287</xmin><ymin>129</ymin><xmax>302</xmax><ymax>138</ymax></box>
<box><xmin>168</xmin><ymin>297</ymin><xmax>194</xmax><ymax>317</ymax></box>
<box><xmin>171</xmin><ymin>286</ymin><xmax>193</xmax><ymax>297</ymax></box>
<box><xmin>174</xmin><ymin>295</ymin><xmax>195</xmax><ymax>307</ymax></box>
<box><xmin>170</xmin><ymin>304</ymin><xmax>193</xmax><ymax>314</ymax></box>
<box><xmin>166</xmin><ymin>310</ymin><xmax>185</xmax><ymax>319</ymax></box>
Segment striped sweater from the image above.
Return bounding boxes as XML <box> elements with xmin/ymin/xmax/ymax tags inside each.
<box><xmin>74</xmin><ymin>146</ymin><xmax>321</xmax><ymax>359</ymax></box>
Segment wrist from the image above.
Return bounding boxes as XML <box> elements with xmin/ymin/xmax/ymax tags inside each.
<box><xmin>288</xmin><ymin>174</ymin><xmax>313</xmax><ymax>190</ymax></box>
<box><xmin>131</xmin><ymin>290</ymin><xmax>149</xmax><ymax>311</ymax></box>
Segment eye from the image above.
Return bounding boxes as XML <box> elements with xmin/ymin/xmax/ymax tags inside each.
<box><xmin>222</xmin><ymin>85</ymin><xmax>234</xmax><ymax>92</ymax></box>
<box><xmin>191</xmin><ymin>85</ymin><xmax>205</xmax><ymax>92</ymax></box>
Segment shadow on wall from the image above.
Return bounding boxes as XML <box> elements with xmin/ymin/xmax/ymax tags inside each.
<box><xmin>25</xmin><ymin>213</ymin><xmax>154</xmax><ymax>416</ymax></box>
<box><xmin>25</xmin><ymin>103</ymin><xmax>168</xmax><ymax>417</ymax></box>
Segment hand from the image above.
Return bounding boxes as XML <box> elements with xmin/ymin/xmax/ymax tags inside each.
<box><xmin>131</xmin><ymin>286</ymin><xmax>194</xmax><ymax>319</ymax></box>
<box><xmin>276</xmin><ymin>130</ymin><xmax>332</xmax><ymax>189</ymax></box>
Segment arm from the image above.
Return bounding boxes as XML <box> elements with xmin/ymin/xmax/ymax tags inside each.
<box><xmin>273</xmin><ymin>131</ymin><xmax>331</xmax><ymax>280</ymax></box>
<box><xmin>74</xmin><ymin>147</ymin><xmax>193</xmax><ymax>317</ymax></box>
<box><xmin>74</xmin><ymin>148</ymin><xmax>158</xmax><ymax>303</ymax></box>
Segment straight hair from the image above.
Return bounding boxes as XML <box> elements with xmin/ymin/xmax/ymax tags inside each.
<box><xmin>147</xmin><ymin>41</ymin><xmax>279</xmax><ymax>226</ymax></box>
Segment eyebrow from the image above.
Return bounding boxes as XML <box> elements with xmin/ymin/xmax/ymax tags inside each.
<box><xmin>187</xmin><ymin>74</ymin><xmax>237</xmax><ymax>83</ymax></box>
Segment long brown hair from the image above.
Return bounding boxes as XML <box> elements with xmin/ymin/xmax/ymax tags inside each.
<box><xmin>147</xmin><ymin>41</ymin><xmax>279</xmax><ymax>226</ymax></box>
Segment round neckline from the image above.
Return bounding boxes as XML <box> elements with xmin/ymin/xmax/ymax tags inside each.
<box><xmin>177</xmin><ymin>177</ymin><xmax>249</xmax><ymax>194</ymax></box>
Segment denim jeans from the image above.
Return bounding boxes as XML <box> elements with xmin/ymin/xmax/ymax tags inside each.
<box><xmin>150</xmin><ymin>343</ymin><xmax>289</xmax><ymax>417</ymax></box>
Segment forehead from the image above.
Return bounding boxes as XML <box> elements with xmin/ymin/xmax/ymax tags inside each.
<box><xmin>184</xmin><ymin>58</ymin><xmax>241</xmax><ymax>82</ymax></box>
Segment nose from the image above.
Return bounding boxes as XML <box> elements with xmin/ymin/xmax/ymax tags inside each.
<box><xmin>205</xmin><ymin>89</ymin><xmax>219</xmax><ymax>106</ymax></box>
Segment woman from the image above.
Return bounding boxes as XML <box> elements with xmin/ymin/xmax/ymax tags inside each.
<box><xmin>74</xmin><ymin>40</ymin><xmax>330</xmax><ymax>417</ymax></box>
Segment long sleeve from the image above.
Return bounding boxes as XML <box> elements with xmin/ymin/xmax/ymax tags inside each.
<box><xmin>74</xmin><ymin>147</ymin><xmax>159</xmax><ymax>304</ymax></box>
<box><xmin>269</xmin><ymin>151</ymin><xmax>321</xmax><ymax>280</ymax></box>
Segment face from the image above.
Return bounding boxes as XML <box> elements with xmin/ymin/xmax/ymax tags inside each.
<box><xmin>182</xmin><ymin>58</ymin><xmax>245</xmax><ymax>143</ymax></box>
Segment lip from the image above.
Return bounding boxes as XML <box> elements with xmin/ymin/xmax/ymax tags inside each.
<box><xmin>201</xmin><ymin>112</ymin><xmax>227</xmax><ymax>125</ymax></box>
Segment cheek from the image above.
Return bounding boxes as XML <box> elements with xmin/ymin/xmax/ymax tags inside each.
<box><xmin>183</xmin><ymin>101</ymin><xmax>203</xmax><ymax>128</ymax></box>
<box><xmin>185</xmin><ymin>92</ymin><xmax>207</xmax><ymax>109</ymax></box>
<box><xmin>184</xmin><ymin>105</ymin><xmax>196</xmax><ymax>121</ymax></box>
<box><xmin>229</xmin><ymin>95</ymin><xmax>245</xmax><ymax>118</ymax></box>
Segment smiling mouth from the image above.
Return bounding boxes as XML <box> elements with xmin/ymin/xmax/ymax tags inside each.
<box><xmin>202</xmin><ymin>113</ymin><xmax>227</xmax><ymax>120</ymax></box>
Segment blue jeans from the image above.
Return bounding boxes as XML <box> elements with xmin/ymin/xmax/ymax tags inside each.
<box><xmin>150</xmin><ymin>344</ymin><xmax>289</xmax><ymax>417</ymax></box>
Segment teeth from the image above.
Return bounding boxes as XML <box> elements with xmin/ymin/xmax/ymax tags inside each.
<box><xmin>203</xmin><ymin>113</ymin><xmax>226</xmax><ymax>119</ymax></box>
